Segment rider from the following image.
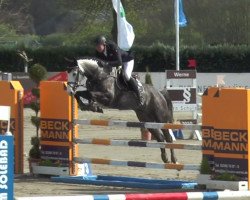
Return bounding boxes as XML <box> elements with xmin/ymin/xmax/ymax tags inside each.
<box><xmin>94</xmin><ymin>35</ymin><xmax>144</xmax><ymax>106</ymax></box>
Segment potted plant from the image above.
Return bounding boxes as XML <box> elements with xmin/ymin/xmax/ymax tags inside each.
<box><xmin>31</xmin><ymin>158</ymin><xmax>70</xmax><ymax>176</ymax></box>
<box><xmin>28</xmin><ymin>63</ymin><xmax>47</xmax><ymax>174</ymax></box>
<box><xmin>141</xmin><ymin>67</ymin><xmax>153</xmax><ymax>140</ymax></box>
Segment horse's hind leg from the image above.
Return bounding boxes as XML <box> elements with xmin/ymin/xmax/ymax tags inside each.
<box><xmin>148</xmin><ymin>128</ymin><xmax>169</xmax><ymax>163</ymax></box>
<box><xmin>162</xmin><ymin>129</ymin><xmax>177</xmax><ymax>163</ymax></box>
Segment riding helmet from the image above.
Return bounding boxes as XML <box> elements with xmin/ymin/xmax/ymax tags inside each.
<box><xmin>94</xmin><ymin>35</ymin><xmax>107</xmax><ymax>45</ymax></box>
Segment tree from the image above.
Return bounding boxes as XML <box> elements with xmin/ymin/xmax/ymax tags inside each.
<box><xmin>0</xmin><ymin>0</ymin><xmax>249</xmax><ymax>45</ymax></box>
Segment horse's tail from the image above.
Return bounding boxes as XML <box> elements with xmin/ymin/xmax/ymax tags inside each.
<box><xmin>160</xmin><ymin>89</ymin><xmax>174</xmax><ymax>123</ymax></box>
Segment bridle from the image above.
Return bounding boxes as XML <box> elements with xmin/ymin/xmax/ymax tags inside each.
<box><xmin>67</xmin><ymin>62</ymin><xmax>117</xmax><ymax>93</ymax></box>
<box><xmin>67</xmin><ymin>67</ymin><xmax>86</xmax><ymax>93</ymax></box>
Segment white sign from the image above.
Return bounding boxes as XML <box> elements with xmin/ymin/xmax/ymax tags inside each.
<box><xmin>173</xmin><ymin>104</ymin><xmax>197</xmax><ymax>112</ymax></box>
<box><xmin>0</xmin><ymin>106</ymin><xmax>10</xmax><ymax>121</ymax></box>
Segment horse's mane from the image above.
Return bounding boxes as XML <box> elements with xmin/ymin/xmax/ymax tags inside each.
<box><xmin>76</xmin><ymin>56</ymin><xmax>106</xmax><ymax>76</ymax></box>
<box><xmin>77</xmin><ymin>56</ymin><xmax>102</xmax><ymax>68</ymax></box>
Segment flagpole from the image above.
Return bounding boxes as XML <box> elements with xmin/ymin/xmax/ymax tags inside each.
<box><xmin>175</xmin><ymin>0</ymin><xmax>180</xmax><ymax>71</ymax></box>
<box><xmin>117</xmin><ymin>0</ymin><xmax>121</xmax><ymax>45</ymax></box>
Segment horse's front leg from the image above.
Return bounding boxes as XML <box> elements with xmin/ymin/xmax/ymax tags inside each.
<box><xmin>162</xmin><ymin>129</ymin><xmax>177</xmax><ymax>163</ymax></box>
<box><xmin>148</xmin><ymin>128</ymin><xmax>169</xmax><ymax>163</ymax></box>
<box><xmin>90</xmin><ymin>91</ymin><xmax>113</xmax><ymax>107</ymax></box>
<box><xmin>74</xmin><ymin>91</ymin><xmax>103</xmax><ymax>113</ymax></box>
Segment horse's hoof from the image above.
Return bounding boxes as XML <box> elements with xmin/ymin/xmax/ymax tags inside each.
<box><xmin>171</xmin><ymin>156</ymin><xmax>177</xmax><ymax>164</ymax></box>
<box><xmin>161</xmin><ymin>154</ymin><xmax>169</xmax><ymax>163</ymax></box>
<box><xmin>97</xmin><ymin>107</ymin><xmax>103</xmax><ymax>113</ymax></box>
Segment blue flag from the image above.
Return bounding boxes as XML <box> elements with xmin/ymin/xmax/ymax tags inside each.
<box><xmin>179</xmin><ymin>0</ymin><xmax>187</xmax><ymax>27</ymax></box>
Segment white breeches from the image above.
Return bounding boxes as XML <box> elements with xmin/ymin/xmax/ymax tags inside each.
<box><xmin>123</xmin><ymin>60</ymin><xmax>134</xmax><ymax>81</ymax></box>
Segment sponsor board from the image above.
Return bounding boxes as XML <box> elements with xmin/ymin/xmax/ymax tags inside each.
<box><xmin>41</xmin><ymin>145</ymin><xmax>70</xmax><ymax>166</ymax></box>
<box><xmin>167</xmin><ymin>87</ymin><xmax>197</xmax><ymax>112</ymax></box>
<box><xmin>166</xmin><ymin>70</ymin><xmax>196</xmax><ymax>79</ymax></box>
<box><xmin>40</xmin><ymin>119</ymin><xmax>70</xmax><ymax>142</ymax></box>
<box><xmin>40</xmin><ymin>119</ymin><xmax>71</xmax><ymax>166</ymax></box>
<box><xmin>203</xmin><ymin>126</ymin><xmax>248</xmax><ymax>179</ymax></box>
<box><xmin>0</xmin><ymin>135</ymin><xmax>14</xmax><ymax>200</ymax></box>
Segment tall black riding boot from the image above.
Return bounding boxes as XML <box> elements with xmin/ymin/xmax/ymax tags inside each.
<box><xmin>128</xmin><ymin>78</ymin><xmax>144</xmax><ymax>106</ymax></box>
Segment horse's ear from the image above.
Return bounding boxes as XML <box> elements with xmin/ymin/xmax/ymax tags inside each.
<box><xmin>64</xmin><ymin>57</ymin><xmax>78</xmax><ymax>69</ymax></box>
<box><xmin>66</xmin><ymin>67</ymin><xmax>74</xmax><ymax>73</ymax></box>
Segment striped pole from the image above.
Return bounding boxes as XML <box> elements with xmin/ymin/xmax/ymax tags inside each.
<box><xmin>74</xmin><ymin>119</ymin><xmax>202</xmax><ymax>131</ymax></box>
<box><xmin>74</xmin><ymin>138</ymin><xmax>202</xmax><ymax>150</ymax></box>
<box><xmin>74</xmin><ymin>157</ymin><xmax>200</xmax><ymax>171</ymax></box>
<box><xmin>15</xmin><ymin>191</ymin><xmax>250</xmax><ymax>200</ymax></box>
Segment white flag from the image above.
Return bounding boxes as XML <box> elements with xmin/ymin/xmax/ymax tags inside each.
<box><xmin>112</xmin><ymin>0</ymin><xmax>135</xmax><ymax>50</ymax></box>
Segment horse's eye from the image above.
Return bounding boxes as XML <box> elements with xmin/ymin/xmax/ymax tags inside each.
<box><xmin>73</xmin><ymin>72</ymin><xmax>77</xmax><ymax>76</ymax></box>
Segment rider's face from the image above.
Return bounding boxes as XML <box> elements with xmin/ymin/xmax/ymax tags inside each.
<box><xmin>96</xmin><ymin>43</ymin><xmax>105</xmax><ymax>53</ymax></box>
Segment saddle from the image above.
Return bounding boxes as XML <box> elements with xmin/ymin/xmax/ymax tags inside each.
<box><xmin>115</xmin><ymin>69</ymin><xmax>128</xmax><ymax>90</ymax></box>
<box><xmin>115</xmin><ymin>68</ymin><xmax>143</xmax><ymax>94</ymax></box>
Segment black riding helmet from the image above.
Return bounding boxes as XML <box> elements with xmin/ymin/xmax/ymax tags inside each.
<box><xmin>94</xmin><ymin>35</ymin><xmax>106</xmax><ymax>45</ymax></box>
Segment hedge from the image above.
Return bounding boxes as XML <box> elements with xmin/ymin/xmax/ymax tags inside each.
<box><xmin>0</xmin><ymin>44</ymin><xmax>249</xmax><ymax>72</ymax></box>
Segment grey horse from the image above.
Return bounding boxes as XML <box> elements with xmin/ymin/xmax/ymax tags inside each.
<box><xmin>67</xmin><ymin>58</ymin><xmax>177</xmax><ymax>163</ymax></box>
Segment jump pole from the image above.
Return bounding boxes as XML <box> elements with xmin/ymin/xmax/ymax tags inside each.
<box><xmin>14</xmin><ymin>191</ymin><xmax>250</xmax><ymax>200</ymax></box>
<box><xmin>74</xmin><ymin>138</ymin><xmax>202</xmax><ymax>150</ymax></box>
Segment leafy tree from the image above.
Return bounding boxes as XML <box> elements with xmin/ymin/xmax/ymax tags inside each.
<box><xmin>0</xmin><ymin>0</ymin><xmax>249</xmax><ymax>45</ymax></box>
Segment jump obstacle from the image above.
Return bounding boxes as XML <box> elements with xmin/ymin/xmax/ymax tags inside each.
<box><xmin>39</xmin><ymin>81</ymin><xmax>250</xmax><ymax>192</ymax></box>
<box><xmin>38</xmin><ymin>81</ymin><xmax>200</xmax><ymax>189</ymax></box>
<box><xmin>2</xmin><ymin>80</ymin><xmax>250</xmax><ymax>199</ymax></box>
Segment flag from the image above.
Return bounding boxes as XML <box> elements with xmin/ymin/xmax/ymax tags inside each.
<box><xmin>188</xmin><ymin>59</ymin><xmax>197</xmax><ymax>68</ymax></box>
<box><xmin>179</xmin><ymin>0</ymin><xmax>187</xmax><ymax>27</ymax></box>
<box><xmin>112</xmin><ymin>0</ymin><xmax>135</xmax><ymax>50</ymax></box>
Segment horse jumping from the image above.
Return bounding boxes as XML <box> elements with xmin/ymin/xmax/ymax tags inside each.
<box><xmin>67</xmin><ymin>58</ymin><xmax>176</xmax><ymax>163</ymax></box>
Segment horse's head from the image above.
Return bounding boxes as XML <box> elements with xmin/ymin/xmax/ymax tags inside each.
<box><xmin>67</xmin><ymin>62</ymin><xmax>86</xmax><ymax>95</ymax></box>
<box><xmin>66</xmin><ymin>58</ymin><xmax>104</xmax><ymax>95</ymax></box>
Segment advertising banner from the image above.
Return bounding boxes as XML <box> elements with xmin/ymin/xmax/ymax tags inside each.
<box><xmin>0</xmin><ymin>135</ymin><xmax>14</xmax><ymax>200</ymax></box>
